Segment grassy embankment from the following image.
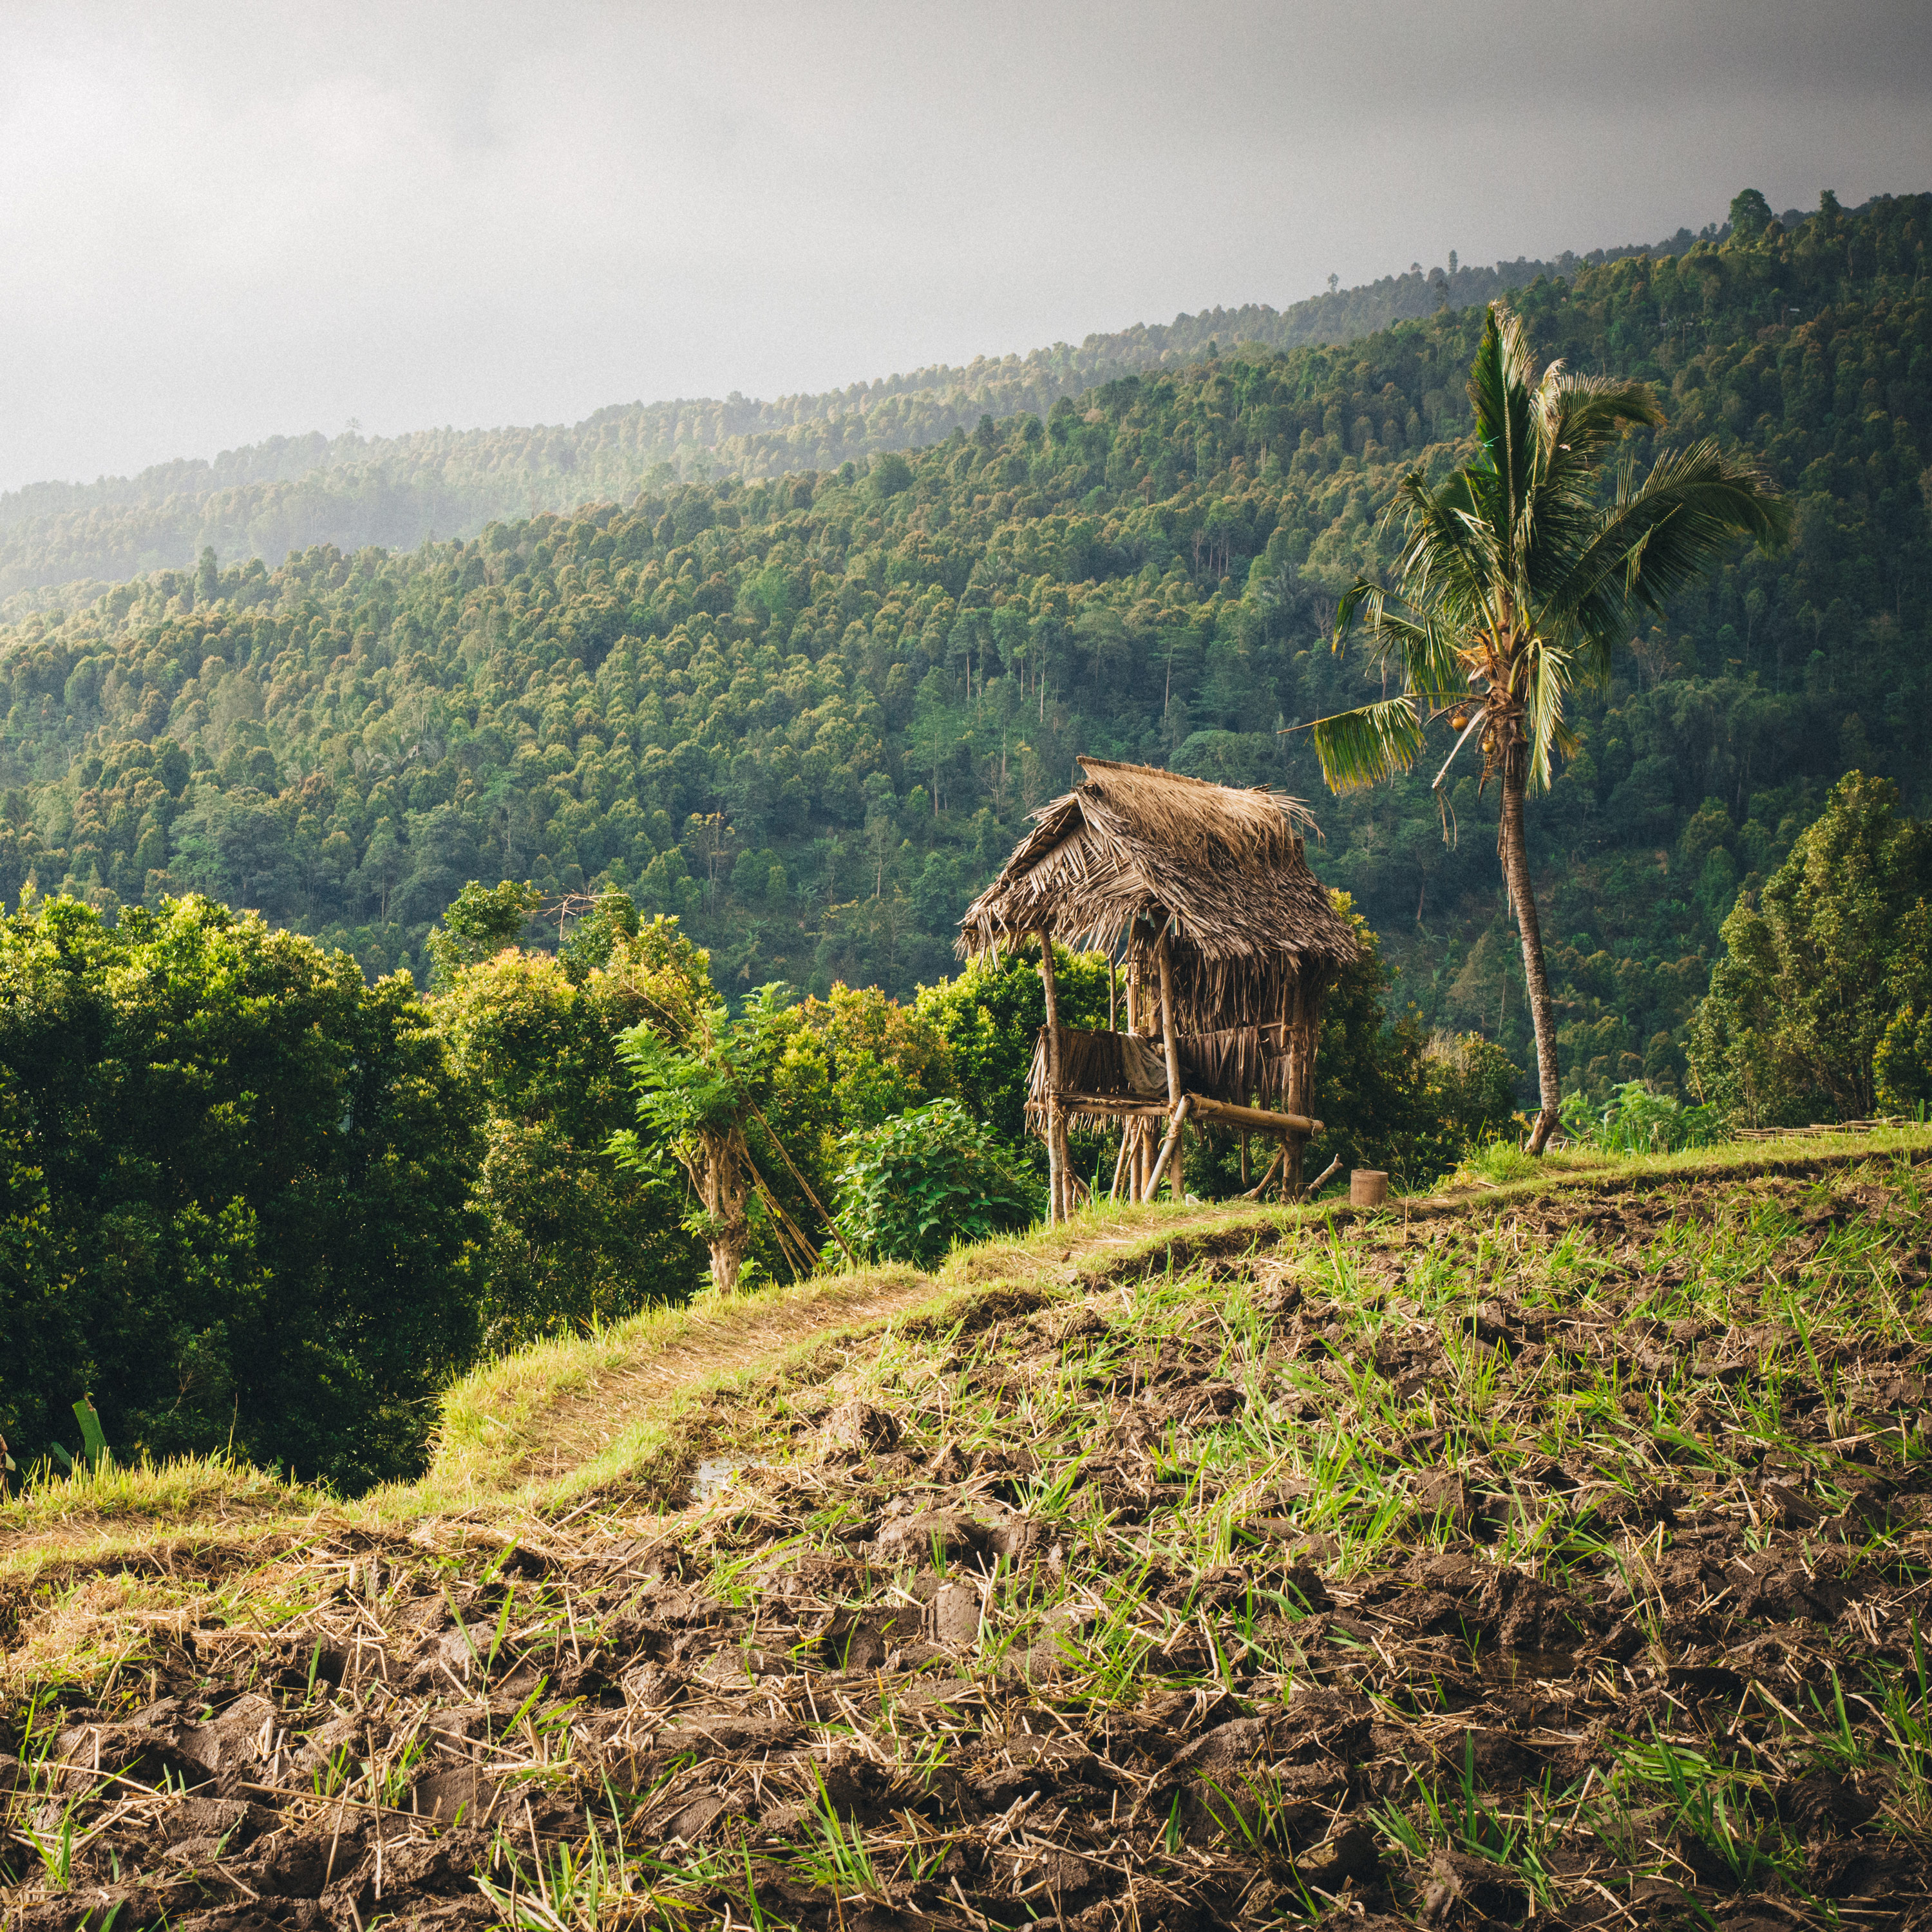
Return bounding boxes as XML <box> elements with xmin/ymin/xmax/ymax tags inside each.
<box><xmin>5</xmin><ymin>1126</ymin><xmax>1932</xmax><ymax>1927</ymax></box>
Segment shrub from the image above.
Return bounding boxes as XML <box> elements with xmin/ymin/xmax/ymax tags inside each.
<box><xmin>1559</xmin><ymin>1079</ymin><xmax>1727</xmax><ymax>1154</ymax></box>
<box><xmin>835</xmin><ymin>1099</ymin><xmax>1043</xmax><ymax>1266</ymax></box>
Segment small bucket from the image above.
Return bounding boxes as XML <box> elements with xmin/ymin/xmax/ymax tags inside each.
<box><xmin>1349</xmin><ymin>1169</ymin><xmax>1389</xmax><ymax>1208</ymax></box>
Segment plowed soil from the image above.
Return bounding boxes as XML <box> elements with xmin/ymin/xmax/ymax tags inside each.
<box><xmin>6</xmin><ymin>1154</ymin><xmax>1932</xmax><ymax>1930</ymax></box>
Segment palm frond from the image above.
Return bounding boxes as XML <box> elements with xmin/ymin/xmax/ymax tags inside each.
<box><xmin>1521</xmin><ymin>634</ymin><xmax>1579</xmax><ymax>792</ymax></box>
<box><xmin>1392</xmin><ymin>476</ymin><xmax>1508</xmax><ymax>642</ymax></box>
<box><xmin>1466</xmin><ymin>306</ymin><xmax>1537</xmax><ymax>558</ymax></box>
<box><xmin>1557</xmin><ymin>439</ymin><xmax>1791</xmax><ymax>646</ymax></box>
<box><xmin>1309</xmin><ymin>697</ymin><xmax>1426</xmax><ymax>793</ymax></box>
<box><xmin>1333</xmin><ymin>573</ymin><xmax>1470</xmax><ymax>708</ymax></box>
<box><xmin>1541</xmin><ymin>372</ymin><xmax>1665</xmax><ymax>466</ymax></box>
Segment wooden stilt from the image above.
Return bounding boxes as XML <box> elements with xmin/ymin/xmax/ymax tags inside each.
<box><xmin>1039</xmin><ymin>929</ymin><xmax>1063</xmax><ymax>1223</ymax></box>
<box><xmin>1155</xmin><ymin>927</ymin><xmax>1183</xmax><ymax>1110</ymax></box>
<box><xmin>1146</xmin><ymin>1095</ymin><xmax>1193</xmax><ymax>1199</ymax></box>
<box><xmin>1155</xmin><ymin>927</ymin><xmax>1186</xmax><ymax>1200</ymax></box>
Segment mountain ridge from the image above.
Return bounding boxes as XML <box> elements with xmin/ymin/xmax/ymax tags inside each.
<box><xmin>0</xmin><ymin>206</ymin><xmax>1776</xmax><ymax>607</ymax></box>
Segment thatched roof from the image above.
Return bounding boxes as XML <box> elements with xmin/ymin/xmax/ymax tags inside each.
<box><xmin>958</xmin><ymin>759</ymin><xmax>1358</xmax><ymax>1016</ymax></box>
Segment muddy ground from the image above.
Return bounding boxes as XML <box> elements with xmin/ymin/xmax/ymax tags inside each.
<box><xmin>6</xmin><ymin>1156</ymin><xmax>1932</xmax><ymax>1929</ymax></box>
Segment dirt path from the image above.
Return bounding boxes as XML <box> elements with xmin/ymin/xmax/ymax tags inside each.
<box><xmin>504</xmin><ymin>1269</ymin><xmax>953</xmax><ymax>1481</ymax></box>
<box><xmin>498</xmin><ymin>1206</ymin><xmax>1285</xmax><ymax>1487</ymax></box>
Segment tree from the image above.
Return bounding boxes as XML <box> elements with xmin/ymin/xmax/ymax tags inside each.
<box><xmin>610</xmin><ymin>983</ymin><xmax>810</xmax><ymax>1296</ymax></box>
<box><xmin>1688</xmin><ymin>774</ymin><xmax>1932</xmax><ymax>1123</ymax></box>
<box><xmin>1728</xmin><ymin>187</ymin><xmax>1776</xmax><ymax>244</ymax></box>
<box><xmin>426</xmin><ymin>878</ymin><xmax>541</xmax><ymax>987</ymax></box>
<box><xmin>0</xmin><ymin>893</ymin><xmax>480</xmax><ymax>1492</ymax></box>
<box><xmin>1310</xmin><ymin>304</ymin><xmax>1790</xmax><ymax>1150</ymax></box>
<box><xmin>912</xmin><ymin>945</ymin><xmax>1113</xmax><ymax>1148</ymax></box>
<box><xmin>435</xmin><ymin>913</ymin><xmax>710</xmax><ymax>1346</ymax></box>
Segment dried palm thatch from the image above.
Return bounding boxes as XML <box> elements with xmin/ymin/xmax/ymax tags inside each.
<box><xmin>960</xmin><ymin>757</ymin><xmax>1358</xmax><ymax>1037</ymax></box>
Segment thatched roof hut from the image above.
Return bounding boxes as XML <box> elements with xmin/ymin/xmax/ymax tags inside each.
<box><xmin>960</xmin><ymin>758</ymin><xmax>1358</xmax><ymax>1218</ymax></box>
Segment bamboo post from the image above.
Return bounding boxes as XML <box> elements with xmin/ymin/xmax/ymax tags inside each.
<box><xmin>1155</xmin><ymin>925</ymin><xmax>1182</xmax><ymax>1108</ymax></box>
<box><xmin>1039</xmin><ymin>929</ymin><xmax>1063</xmax><ymax>1223</ymax></box>
<box><xmin>1145</xmin><ymin>1095</ymin><xmax>1193</xmax><ymax>1199</ymax></box>
<box><xmin>1154</xmin><ymin>925</ymin><xmax>1186</xmax><ymax>1202</ymax></box>
<box><xmin>744</xmin><ymin>1097</ymin><xmax>857</xmax><ymax>1265</ymax></box>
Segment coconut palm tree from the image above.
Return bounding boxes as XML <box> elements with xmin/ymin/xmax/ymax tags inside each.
<box><xmin>1310</xmin><ymin>304</ymin><xmax>1790</xmax><ymax>1153</ymax></box>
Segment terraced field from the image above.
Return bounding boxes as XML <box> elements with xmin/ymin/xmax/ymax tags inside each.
<box><xmin>5</xmin><ymin>1148</ymin><xmax>1932</xmax><ymax>1929</ymax></box>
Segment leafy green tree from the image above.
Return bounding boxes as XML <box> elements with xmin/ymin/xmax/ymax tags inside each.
<box><xmin>1689</xmin><ymin>773</ymin><xmax>1932</xmax><ymax>1123</ymax></box>
<box><xmin>835</xmin><ymin>1099</ymin><xmax>1042</xmax><ymax>1265</ymax></box>
<box><xmin>1728</xmin><ymin>188</ymin><xmax>1777</xmax><ymax>243</ymax></box>
<box><xmin>912</xmin><ymin>945</ymin><xmax>1113</xmax><ymax>1148</ymax></box>
<box><xmin>560</xmin><ymin>889</ymin><xmax>642</xmax><ymax>980</ymax></box>
<box><xmin>426</xmin><ymin>878</ymin><xmax>540</xmax><ymax>987</ymax></box>
<box><xmin>1311</xmin><ymin>303</ymin><xmax>1789</xmax><ymax>1150</ymax></box>
<box><xmin>753</xmin><ymin>982</ymin><xmax>954</xmax><ymax>1253</ymax></box>
<box><xmin>435</xmin><ymin>914</ymin><xmax>709</xmax><ymax>1345</ymax></box>
<box><xmin>0</xmin><ymin>893</ymin><xmax>479</xmax><ymax>1491</ymax></box>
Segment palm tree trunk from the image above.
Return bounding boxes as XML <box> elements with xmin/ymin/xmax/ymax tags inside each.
<box><xmin>1499</xmin><ymin>755</ymin><xmax>1562</xmax><ymax>1154</ymax></box>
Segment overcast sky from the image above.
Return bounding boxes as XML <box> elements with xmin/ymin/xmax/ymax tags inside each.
<box><xmin>3</xmin><ymin>0</ymin><xmax>1929</xmax><ymax>495</ymax></box>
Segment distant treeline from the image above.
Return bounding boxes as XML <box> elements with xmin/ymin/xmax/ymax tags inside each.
<box><xmin>0</xmin><ymin>209</ymin><xmax>1776</xmax><ymax>603</ymax></box>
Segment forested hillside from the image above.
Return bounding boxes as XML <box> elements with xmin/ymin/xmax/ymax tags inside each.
<box><xmin>1</xmin><ymin>190</ymin><xmax>1926</xmax><ymax>1110</ymax></box>
<box><xmin>0</xmin><ymin>212</ymin><xmax>1759</xmax><ymax>603</ymax></box>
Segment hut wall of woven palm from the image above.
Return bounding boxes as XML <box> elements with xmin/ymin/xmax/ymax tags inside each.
<box><xmin>959</xmin><ymin>757</ymin><xmax>1359</xmax><ymax>1032</ymax></box>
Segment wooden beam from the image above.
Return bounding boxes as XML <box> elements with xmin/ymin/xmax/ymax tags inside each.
<box><xmin>1185</xmin><ymin>1094</ymin><xmax>1325</xmax><ymax>1137</ymax></box>
<box><xmin>1154</xmin><ymin>925</ymin><xmax>1182</xmax><ymax>1109</ymax></box>
<box><xmin>1052</xmin><ymin>1090</ymin><xmax>1324</xmax><ymax>1137</ymax></box>
<box><xmin>1054</xmin><ymin>1090</ymin><xmax>1171</xmax><ymax>1117</ymax></box>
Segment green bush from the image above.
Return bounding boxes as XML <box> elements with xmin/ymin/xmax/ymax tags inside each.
<box><xmin>835</xmin><ymin>1099</ymin><xmax>1043</xmax><ymax>1266</ymax></box>
<box><xmin>1559</xmin><ymin>1079</ymin><xmax>1727</xmax><ymax>1154</ymax></box>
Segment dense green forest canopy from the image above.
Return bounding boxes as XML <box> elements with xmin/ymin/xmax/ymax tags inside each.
<box><xmin>1</xmin><ymin>189</ymin><xmax>1927</xmax><ymax>1117</ymax></box>
<box><xmin>0</xmin><ymin>209</ymin><xmax>1770</xmax><ymax>604</ymax></box>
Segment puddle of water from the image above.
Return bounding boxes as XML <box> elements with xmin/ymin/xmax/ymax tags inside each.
<box><xmin>690</xmin><ymin>1458</ymin><xmax>740</xmax><ymax>1504</ymax></box>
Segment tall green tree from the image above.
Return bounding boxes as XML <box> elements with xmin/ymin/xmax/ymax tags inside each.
<box><xmin>425</xmin><ymin>878</ymin><xmax>540</xmax><ymax>988</ymax></box>
<box><xmin>1689</xmin><ymin>773</ymin><xmax>1932</xmax><ymax>1124</ymax></box>
<box><xmin>0</xmin><ymin>893</ymin><xmax>480</xmax><ymax>1490</ymax></box>
<box><xmin>1310</xmin><ymin>304</ymin><xmax>1790</xmax><ymax>1150</ymax></box>
<box><xmin>435</xmin><ymin>912</ymin><xmax>710</xmax><ymax>1346</ymax></box>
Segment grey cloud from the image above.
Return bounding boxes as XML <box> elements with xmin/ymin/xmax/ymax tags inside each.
<box><xmin>1</xmin><ymin>0</ymin><xmax>1927</xmax><ymax>493</ymax></box>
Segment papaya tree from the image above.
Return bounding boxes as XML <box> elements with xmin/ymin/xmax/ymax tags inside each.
<box><xmin>609</xmin><ymin>983</ymin><xmax>822</xmax><ymax>1296</ymax></box>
